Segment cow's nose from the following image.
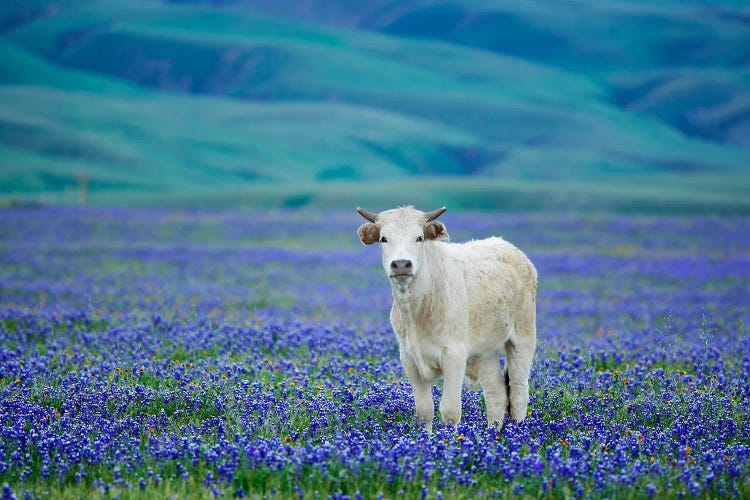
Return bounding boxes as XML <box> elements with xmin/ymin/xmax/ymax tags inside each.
<box><xmin>390</xmin><ymin>259</ymin><xmax>412</xmax><ymax>275</ymax></box>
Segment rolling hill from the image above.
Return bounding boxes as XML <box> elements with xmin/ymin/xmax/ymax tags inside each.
<box><xmin>0</xmin><ymin>0</ymin><xmax>749</xmax><ymax>211</ymax></box>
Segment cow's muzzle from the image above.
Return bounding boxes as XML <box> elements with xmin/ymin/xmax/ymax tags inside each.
<box><xmin>390</xmin><ymin>259</ymin><xmax>413</xmax><ymax>277</ymax></box>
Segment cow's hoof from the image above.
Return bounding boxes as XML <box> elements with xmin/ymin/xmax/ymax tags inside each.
<box><xmin>488</xmin><ymin>417</ymin><xmax>505</xmax><ymax>430</ymax></box>
<box><xmin>416</xmin><ymin>418</ymin><xmax>433</xmax><ymax>434</ymax></box>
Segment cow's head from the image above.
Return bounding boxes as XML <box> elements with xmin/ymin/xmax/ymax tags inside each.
<box><xmin>356</xmin><ymin>206</ymin><xmax>448</xmax><ymax>282</ymax></box>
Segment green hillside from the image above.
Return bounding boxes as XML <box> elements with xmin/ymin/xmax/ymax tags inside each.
<box><xmin>0</xmin><ymin>0</ymin><xmax>748</xmax><ymax>211</ymax></box>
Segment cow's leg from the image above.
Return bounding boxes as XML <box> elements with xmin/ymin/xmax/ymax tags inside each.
<box><xmin>400</xmin><ymin>353</ymin><xmax>434</xmax><ymax>433</ymax></box>
<box><xmin>438</xmin><ymin>344</ymin><xmax>467</xmax><ymax>428</ymax></box>
<box><xmin>505</xmin><ymin>291</ymin><xmax>536</xmax><ymax>422</ymax></box>
<box><xmin>478</xmin><ymin>352</ymin><xmax>508</xmax><ymax>428</ymax></box>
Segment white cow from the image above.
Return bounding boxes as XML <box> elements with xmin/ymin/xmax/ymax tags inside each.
<box><xmin>356</xmin><ymin>206</ymin><xmax>537</xmax><ymax>432</ymax></box>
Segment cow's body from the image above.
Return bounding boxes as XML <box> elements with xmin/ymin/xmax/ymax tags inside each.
<box><xmin>357</xmin><ymin>206</ymin><xmax>537</xmax><ymax>432</ymax></box>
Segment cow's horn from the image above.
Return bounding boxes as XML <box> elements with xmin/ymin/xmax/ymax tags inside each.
<box><xmin>424</xmin><ymin>207</ymin><xmax>447</xmax><ymax>222</ymax></box>
<box><xmin>356</xmin><ymin>207</ymin><xmax>378</xmax><ymax>222</ymax></box>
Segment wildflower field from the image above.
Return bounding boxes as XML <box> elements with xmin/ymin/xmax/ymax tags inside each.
<box><xmin>1</xmin><ymin>209</ymin><xmax>748</xmax><ymax>499</ymax></box>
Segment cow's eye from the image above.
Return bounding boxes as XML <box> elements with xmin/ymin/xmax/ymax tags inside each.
<box><xmin>416</xmin><ymin>236</ymin><xmax>424</xmax><ymax>242</ymax></box>
<box><xmin>380</xmin><ymin>236</ymin><xmax>388</xmax><ymax>243</ymax></box>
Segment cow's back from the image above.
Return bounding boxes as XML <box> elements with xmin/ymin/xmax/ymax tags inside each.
<box><xmin>444</xmin><ymin>237</ymin><xmax>536</xmax><ymax>345</ymax></box>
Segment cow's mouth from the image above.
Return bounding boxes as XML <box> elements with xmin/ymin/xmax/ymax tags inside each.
<box><xmin>390</xmin><ymin>273</ymin><xmax>413</xmax><ymax>279</ymax></box>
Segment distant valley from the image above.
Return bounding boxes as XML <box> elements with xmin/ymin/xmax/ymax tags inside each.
<box><xmin>1</xmin><ymin>0</ymin><xmax>749</xmax><ymax>212</ymax></box>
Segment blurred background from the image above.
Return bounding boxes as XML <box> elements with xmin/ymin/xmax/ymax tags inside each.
<box><xmin>1</xmin><ymin>0</ymin><xmax>749</xmax><ymax>213</ymax></box>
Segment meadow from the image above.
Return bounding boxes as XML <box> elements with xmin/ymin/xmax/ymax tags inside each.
<box><xmin>0</xmin><ymin>208</ymin><xmax>748</xmax><ymax>499</ymax></box>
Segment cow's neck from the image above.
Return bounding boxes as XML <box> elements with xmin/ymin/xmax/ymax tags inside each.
<box><xmin>390</xmin><ymin>244</ymin><xmax>447</xmax><ymax>378</ymax></box>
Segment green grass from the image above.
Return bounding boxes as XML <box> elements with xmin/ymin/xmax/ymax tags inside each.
<box><xmin>90</xmin><ymin>175</ymin><xmax>750</xmax><ymax>214</ymax></box>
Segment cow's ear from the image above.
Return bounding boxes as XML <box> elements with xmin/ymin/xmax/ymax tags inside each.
<box><xmin>425</xmin><ymin>221</ymin><xmax>449</xmax><ymax>241</ymax></box>
<box><xmin>357</xmin><ymin>223</ymin><xmax>380</xmax><ymax>245</ymax></box>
